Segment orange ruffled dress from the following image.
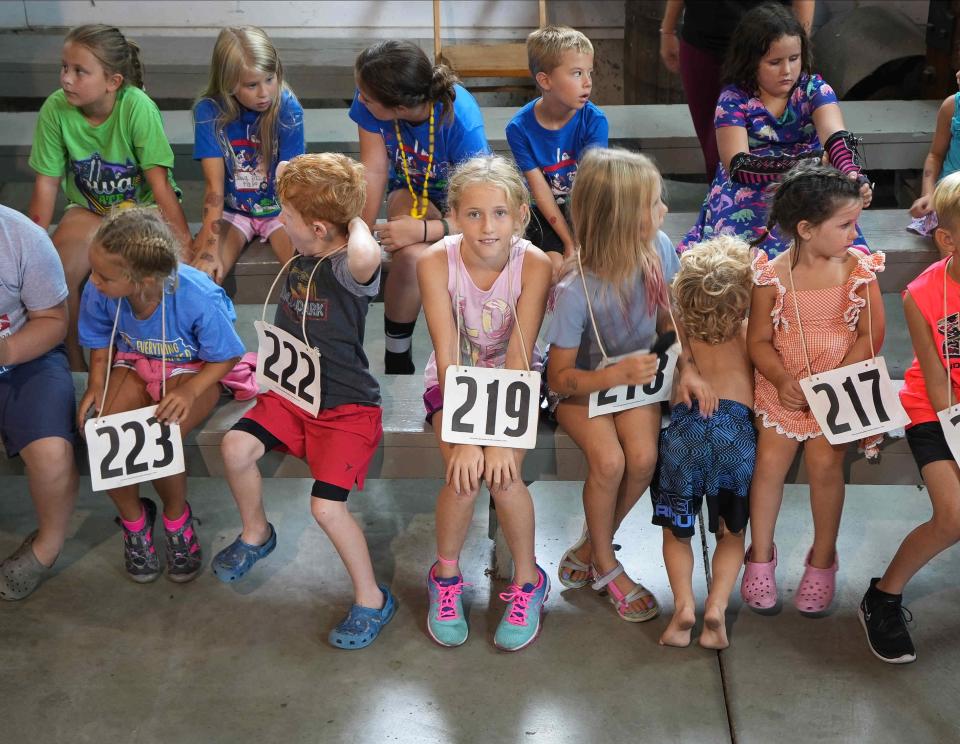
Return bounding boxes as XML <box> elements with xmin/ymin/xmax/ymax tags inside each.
<box><xmin>752</xmin><ymin>249</ymin><xmax>886</xmax><ymax>452</ymax></box>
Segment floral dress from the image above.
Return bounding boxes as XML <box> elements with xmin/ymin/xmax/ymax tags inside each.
<box><xmin>679</xmin><ymin>74</ymin><xmax>870</xmax><ymax>257</ymax></box>
<box><xmin>752</xmin><ymin>249</ymin><xmax>885</xmax><ymax>456</ymax></box>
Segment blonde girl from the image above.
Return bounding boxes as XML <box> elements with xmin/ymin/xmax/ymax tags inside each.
<box><xmin>77</xmin><ymin>209</ymin><xmax>245</xmax><ymax>584</ymax></box>
<box><xmin>742</xmin><ymin>163</ymin><xmax>884</xmax><ymax>615</ymax></box>
<box><xmin>353</xmin><ymin>40</ymin><xmax>491</xmax><ymax>374</ymax></box>
<box><xmin>191</xmin><ymin>26</ymin><xmax>304</xmax><ymax>284</ymax></box>
<box><xmin>546</xmin><ymin>148</ymin><xmax>708</xmax><ymax>622</ymax></box>
<box><xmin>418</xmin><ymin>155</ymin><xmax>552</xmax><ymax>651</ymax></box>
<box><xmin>29</xmin><ymin>24</ymin><xmax>191</xmax><ymax>371</ymax></box>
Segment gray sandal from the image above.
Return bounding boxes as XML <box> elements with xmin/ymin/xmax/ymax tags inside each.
<box><xmin>0</xmin><ymin>531</ymin><xmax>54</xmax><ymax>601</ymax></box>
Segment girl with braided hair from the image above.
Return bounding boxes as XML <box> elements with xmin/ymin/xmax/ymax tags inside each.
<box><xmin>678</xmin><ymin>3</ymin><xmax>872</xmax><ymax>257</ymax></box>
<box><xmin>740</xmin><ymin>163</ymin><xmax>884</xmax><ymax>615</ymax></box>
<box><xmin>77</xmin><ymin>208</ymin><xmax>244</xmax><ymax>584</ymax></box>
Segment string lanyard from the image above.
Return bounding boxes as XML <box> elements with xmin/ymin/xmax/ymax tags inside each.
<box><xmin>453</xmin><ymin>236</ymin><xmax>531</xmax><ymax>373</ymax></box>
<box><xmin>786</xmin><ymin>246</ymin><xmax>876</xmax><ymax>381</ymax></box>
<box><xmin>393</xmin><ymin>107</ymin><xmax>435</xmax><ymax>219</ymax></box>
<box><xmin>261</xmin><ymin>248</ymin><xmax>347</xmax><ymax>348</ymax></box>
<box><xmin>574</xmin><ymin>247</ymin><xmax>679</xmax><ymax>366</ymax></box>
<box><xmin>944</xmin><ymin>256</ymin><xmax>955</xmax><ymax>408</ymax></box>
<box><xmin>97</xmin><ymin>282</ymin><xmax>169</xmax><ymax>422</ymax></box>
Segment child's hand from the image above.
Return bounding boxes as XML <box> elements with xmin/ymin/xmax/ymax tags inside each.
<box><xmin>677</xmin><ymin>367</ymin><xmax>719</xmax><ymax>417</ymax></box>
<box><xmin>776</xmin><ymin>377</ymin><xmax>807</xmax><ymax>411</ymax></box>
<box><xmin>910</xmin><ymin>194</ymin><xmax>933</xmax><ymax>218</ymax></box>
<box><xmin>191</xmin><ymin>247</ymin><xmax>225</xmax><ymax>284</ymax></box>
<box><xmin>76</xmin><ymin>387</ymin><xmax>104</xmax><ymax>432</ymax></box>
<box><xmin>859</xmin><ymin>179</ymin><xmax>873</xmax><ymax>209</ymax></box>
<box><xmin>483</xmin><ymin>447</ymin><xmax>518</xmax><ymax>492</ymax></box>
<box><xmin>612</xmin><ymin>353</ymin><xmax>659</xmax><ymax>387</ymax></box>
<box><xmin>155</xmin><ymin>386</ymin><xmax>198</xmax><ymax>425</ymax></box>
<box><xmin>446</xmin><ymin>444</ymin><xmax>483</xmax><ymax>495</ymax></box>
<box><xmin>378</xmin><ymin>215</ymin><xmax>425</xmax><ymax>251</ymax></box>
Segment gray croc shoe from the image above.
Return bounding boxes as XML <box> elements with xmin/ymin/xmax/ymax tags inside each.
<box><xmin>0</xmin><ymin>531</ymin><xmax>54</xmax><ymax>601</ymax></box>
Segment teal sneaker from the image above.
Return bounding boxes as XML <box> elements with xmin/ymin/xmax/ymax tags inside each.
<box><xmin>494</xmin><ymin>564</ymin><xmax>550</xmax><ymax>652</ymax></box>
<box><xmin>426</xmin><ymin>563</ymin><xmax>469</xmax><ymax>647</ymax></box>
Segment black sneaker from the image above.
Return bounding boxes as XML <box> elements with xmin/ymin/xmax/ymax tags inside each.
<box><xmin>115</xmin><ymin>497</ymin><xmax>161</xmax><ymax>583</ymax></box>
<box><xmin>859</xmin><ymin>578</ymin><xmax>916</xmax><ymax>664</ymax></box>
<box><xmin>163</xmin><ymin>502</ymin><xmax>202</xmax><ymax>583</ymax></box>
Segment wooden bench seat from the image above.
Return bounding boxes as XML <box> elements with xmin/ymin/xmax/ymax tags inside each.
<box><xmin>0</xmin><ymin>100</ymin><xmax>940</xmax><ymax>182</ymax></box>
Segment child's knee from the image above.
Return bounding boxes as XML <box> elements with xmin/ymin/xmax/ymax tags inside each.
<box><xmin>488</xmin><ymin>479</ymin><xmax>528</xmax><ymax>502</ymax></box>
<box><xmin>589</xmin><ymin>449</ymin><xmax>625</xmax><ymax>487</ymax></box>
<box><xmin>932</xmin><ymin>508</ymin><xmax>960</xmax><ymax>543</ymax></box>
<box><xmin>625</xmin><ymin>450</ymin><xmax>656</xmax><ymax>481</ymax></box>
<box><xmin>221</xmin><ymin>430</ymin><xmax>264</xmax><ymax>470</ymax></box>
<box><xmin>310</xmin><ymin>482</ymin><xmax>351</xmax><ymax>526</ymax></box>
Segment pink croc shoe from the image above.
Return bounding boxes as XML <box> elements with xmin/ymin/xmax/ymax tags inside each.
<box><xmin>740</xmin><ymin>543</ymin><xmax>778</xmax><ymax>611</ymax></box>
<box><xmin>795</xmin><ymin>548</ymin><xmax>838</xmax><ymax>615</ymax></box>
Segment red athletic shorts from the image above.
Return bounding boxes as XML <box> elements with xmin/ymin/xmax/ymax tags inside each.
<box><xmin>239</xmin><ymin>391</ymin><xmax>382</xmax><ymax>490</ymax></box>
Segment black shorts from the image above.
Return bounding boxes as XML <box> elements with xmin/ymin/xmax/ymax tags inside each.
<box><xmin>905</xmin><ymin>421</ymin><xmax>956</xmax><ymax>473</ymax></box>
<box><xmin>524</xmin><ymin>203</ymin><xmax>567</xmax><ymax>254</ymax></box>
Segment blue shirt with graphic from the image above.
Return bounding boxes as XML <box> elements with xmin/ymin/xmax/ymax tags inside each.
<box><xmin>349</xmin><ymin>84</ymin><xmax>490</xmax><ymax>210</ymax></box>
<box><xmin>193</xmin><ymin>89</ymin><xmax>305</xmax><ymax>217</ymax></box>
<box><xmin>78</xmin><ymin>264</ymin><xmax>246</xmax><ymax>363</ymax></box>
<box><xmin>506</xmin><ymin>100</ymin><xmax>608</xmax><ymax>207</ymax></box>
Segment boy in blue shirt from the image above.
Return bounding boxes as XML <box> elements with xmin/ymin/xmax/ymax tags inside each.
<box><xmin>506</xmin><ymin>26</ymin><xmax>608</xmax><ymax>278</ymax></box>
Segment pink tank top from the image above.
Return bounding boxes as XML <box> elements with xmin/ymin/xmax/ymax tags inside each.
<box><xmin>424</xmin><ymin>235</ymin><xmax>539</xmax><ymax>388</ymax></box>
<box><xmin>900</xmin><ymin>257</ymin><xmax>960</xmax><ymax>426</ymax></box>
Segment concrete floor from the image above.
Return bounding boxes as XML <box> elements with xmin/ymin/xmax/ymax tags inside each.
<box><xmin>2</xmin><ymin>477</ymin><xmax>960</xmax><ymax>744</ymax></box>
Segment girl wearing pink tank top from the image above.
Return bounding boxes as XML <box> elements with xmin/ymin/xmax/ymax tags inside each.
<box><xmin>417</xmin><ymin>156</ymin><xmax>552</xmax><ymax>652</ymax></box>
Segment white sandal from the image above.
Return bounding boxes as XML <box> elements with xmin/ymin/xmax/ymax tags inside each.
<box><xmin>591</xmin><ymin>562</ymin><xmax>660</xmax><ymax>622</ymax></box>
<box><xmin>558</xmin><ymin>524</ymin><xmax>592</xmax><ymax>589</ymax></box>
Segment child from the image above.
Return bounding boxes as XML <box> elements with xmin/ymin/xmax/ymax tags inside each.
<box><xmin>191</xmin><ymin>26</ymin><xmax>304</xmax><ymax>284</ymax></box>
<box><xmin>741</xmin><ymin>163</ymin><xmax>885</xmax><ymax>615</ymax></box>
<box><xmin>29</xmin><ymin>24</ymin><xmax>191</xmax><ymax>371</ymax></box>
<box><xmin>352</xmin><ymin>40</ymin><xmax>492</xmax><ymax>374</ymax></box>
<box><xmin>0</xmin><ymin>205</ymin><xmax>78</xmax><ymax>600</ymax></box>
<box><xmin>861</xmin><ymin>171</ymin><xmax>960</xmax><ymax>664</ymax></box>
<box><xmin>907</xmin><ymin>71</ymin><xmax>960</xmax><ymax>237</ymax></box>
<box><xmin>214</xmin><ymin>153</ymin><xmax>393</xmax><ymax>650</ymax></box>
<box><xmin>505</xmin><ymin>26</ymin><xmax>608</xmax><ymax>278</ymax></box>
<box><xmin>546</xmin><ymin>148</ymin><xmax>707</xmax><ymax>623</ymax></box>
<box><xmin>418</xmin><ymin>155</ymin><xmax>552</xmax><ymax>651</ymax></box>
<box><xmin>678</xmin><ymin>3</ymin><xmax>873</xmax><ymax>257</ymax></box>
<box><xmin>652</xmin><ymin>235</ymin><xmax>755</xmax><ymax>649</ymax></box>
<box><xmin>76</xmin><ymin>208</ymin><xmax>244</xmax><ymax>584</ymax></box>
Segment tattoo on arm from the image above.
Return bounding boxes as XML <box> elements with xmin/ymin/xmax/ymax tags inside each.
<box><xmin>198</xmin><ymin>252</ymin><xmax>215</xmax><ymax>262</ymax></box>
<box><xmin>210</xmin><ymin>221</ymin><xmax>222</xmax><ymax>235</ymax></box>
<box><xmin>204</xmin><ymin>193</ymin><xmax>223</xmax><ymax>207</ymax></box>
<box><xmin>548</xmin><ymin>216</ymin><xmax>558</xmax><ymax>225</ymax></box>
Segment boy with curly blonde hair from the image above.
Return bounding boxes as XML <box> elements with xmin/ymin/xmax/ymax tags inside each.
<box><xmin>652</xmin><ymin>235</ymin><xmax>756</xmax><ymax>650</ymax></box>
<box><xmin>214</xmin><ymin>153</ymin><xmax>397</xmax><ymax>650</ymax></box>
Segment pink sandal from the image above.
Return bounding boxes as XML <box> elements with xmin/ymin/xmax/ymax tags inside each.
<box><xmin>795</xmin><ymin>548</ymin><xmax>838</xmax><ymax>615</ymax></box>
<box><xmin>591</xmin><ymin>562</ymin><xmax>659</xmax><ymax>622</ymax></box>
<box><xmin>740</xmin><ymin>543</ymin><xmax>778</xmax><ymax>610</ymax></box>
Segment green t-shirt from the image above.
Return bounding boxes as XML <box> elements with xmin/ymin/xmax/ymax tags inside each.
<box><xmin>29</xmin><ymin>86</ymin><xmax>180</xmax><ymax>213</ymax></box>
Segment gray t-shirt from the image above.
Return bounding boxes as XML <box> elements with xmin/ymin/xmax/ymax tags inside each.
<box><xmin>0</xmin><ymin>204</ymin><xmax>68</xmax><ymax>374</ymax></box>
<box><xmin>545</xmin><ymin>231</ymin><xmax>680</xmax><ymax>370</ymax></box>
<box><xmin>273</xmin><ymin>251</ymin><xmax>381</xmax><ymax>410</ymax></box>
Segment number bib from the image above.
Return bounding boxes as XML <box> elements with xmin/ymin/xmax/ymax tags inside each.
<box><xmin>234</xmin><ymin>167</ymin><xmax>265</xmax><ymax>192</ymax></box>
<box><xmin>799</xmin><ymin>357</ymin><xmax>910</xmax><ymax>445</ymax></box>
<box><xmin>441</xmin><ymin>366</ymin><xmax>540</xmax><ymax>449</ymax></box>
<box><xmin>255</xmin><ymin>320</ymin><xmax>322</xmax><ymax>416</ymax></box>
<box><xmin>85</xmin><ymin>406</ymin><xmax>184</xmax><ymax>491</ymax></box>
<box><xmin>937</xmin><ymin>404</ymin><xmax>960</xmax><ymax>464</ymax></box>
<box><xmin>588</xmin><ymin>344</ymin><xmax>679</xmax><ymax>418</ymax></box>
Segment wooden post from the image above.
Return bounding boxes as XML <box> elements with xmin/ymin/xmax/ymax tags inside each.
<box><xmin>923</xmin><ymin>0</ymin><xmax>960</xmax><ymax>98</ymax></box>
<box><xmin>623</xmin><ymin>0</ymin><xmax>684</xmax><ymax>104</ymax></box>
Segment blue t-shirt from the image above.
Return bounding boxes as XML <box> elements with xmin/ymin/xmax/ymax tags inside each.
<box><xmin>546</xmin><ymin>231</ymin><xmax>680</xmax><ymax>370</ymax></box>
<box><xmin>193</xmin><ymin>88</ymin><xmax>305</xmax><ymax>217</ymax></box>
<box><xmin>349</xmin><ymin>84</ymin><xmax>491</xmax><ymax>208</ymax></box>
<box><xmin>506</xmin><ymin>100</ymin><xmax>608</xmax><ymax>206</ymax></box>
<box><xmin>79</xmin><ymin>264</ymin><xmax>246</xmax><ymax>363</ymax></box>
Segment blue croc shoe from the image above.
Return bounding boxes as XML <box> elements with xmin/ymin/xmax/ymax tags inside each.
<box><xmin>328</xmin><ymin>585</ymin><xmax>397</xmax><ymax>650</ymax></box>
<box><xmin>210</xmin><ymin>524</ymin><xmax>277</xmax><ymax>583</ymax></box>
<box><xmin>494</xmin><ymin>564</ymin><xmax>550</xmax><ymax>652</ymax></box>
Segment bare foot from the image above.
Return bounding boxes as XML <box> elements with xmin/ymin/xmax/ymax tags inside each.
<box><xmin>698</xmin><ymin>604</ymin><xmax>729</xmax><ymax>650</ymax></box>
<box><xmin>659</xmin><ymin>606</ymin><xmax>695</xmax><ymax>647</ymax></box>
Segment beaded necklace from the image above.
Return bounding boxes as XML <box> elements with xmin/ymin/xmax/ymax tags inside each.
<box><xmin>393</xmin><ymin>106</ymin><xmax>435</xmax><ymax>218</ymax></box>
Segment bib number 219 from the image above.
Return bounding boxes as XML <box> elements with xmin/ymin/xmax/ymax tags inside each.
<box><xmin>441</xmin><ymin>366</ymin><xmax>540</xmax><ymax>449</ymax></box>
<box><xmin>85</xmin><ymin>406</ymin><xmax>184</xmax><ymax>491</ymax></box>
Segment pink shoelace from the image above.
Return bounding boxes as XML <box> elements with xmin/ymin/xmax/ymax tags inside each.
<box><xmin>434</xmin><ymin>580</ymin><xmax>469</xmax><ymax>621</ymax></box>
<box><xmin>499</xmin><ymin>584</ymin><xmax>535</xmax><ymax>627</ymax></box>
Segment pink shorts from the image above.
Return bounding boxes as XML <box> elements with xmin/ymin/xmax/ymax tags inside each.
<box><xmin>221</xmin><ymin>211</ymin><xmax>285</xmax><ymax>243</ymax></box>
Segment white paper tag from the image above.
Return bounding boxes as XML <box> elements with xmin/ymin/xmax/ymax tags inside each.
<box><xmin>234</xmin><ymin>167</ymin><xmax>266</xmax><ymax>192</ymax></box>
<box><xmin>937</xmin><ymin>403</ymin><xmax>960</xmax><ymax>464</ymax></box>
<box><xmin>799</xmin><ymin>357</ymin><xmax>910</xmax><ymax>444</ymax></box>
<box><xmin>85</xmin><ymin>405</ymin><xmax>184</xmax><ymax>491</ymax></box>
<box><xmin>588</xmin><ymin>344</ymin><xmax>679</xmax><ymax>418</ymax></box>
<box><xmin>441</xmin><ymin>366</ymin><xmax>540</xmax><ymax>449</ymax></box>
<box><xmin>255</xmin><ymin>320</ymin><xmax>322</xmax><ymax>416</ymax></box>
